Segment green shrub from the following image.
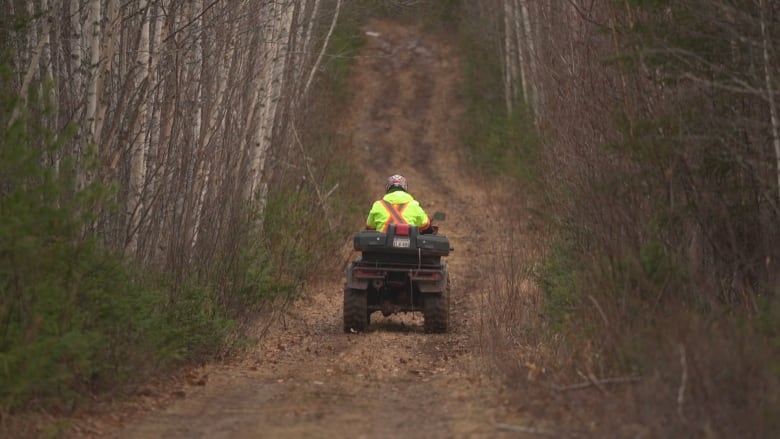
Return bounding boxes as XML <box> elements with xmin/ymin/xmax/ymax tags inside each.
<box><xmin>0</xmin><ymin>102</ymin><xmax>156</xmax><ymax>408</ymax></box>
<box><xmin>458</xmin><ymin>18</ymin><xmax>540</xmax><ymax>183</ymax></box>
<box><xmin>0</xmin><ymin>62</ymin><xmax>236</xmax><ymax>410</ymax></box>
<box><xmin>0</xmin><ymin>0</ymin><xmax>370</xmax><ymax>415</ymax></box>
<box><xmin>537</xmin><ymin>237</ymin><xmax>580</xmax><ymax>330</ymax></box>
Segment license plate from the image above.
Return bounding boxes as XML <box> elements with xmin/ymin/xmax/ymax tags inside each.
<box><xmin>392</xmin><ymin>237</ymin><xmax>410</xmax><ymax>248</ymax></box>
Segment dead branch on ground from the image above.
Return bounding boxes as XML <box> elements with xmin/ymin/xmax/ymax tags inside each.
<box><xmin>545</xmin><ymin>375</ymin><xmax>641</xmax><ymax>392</ymax></box>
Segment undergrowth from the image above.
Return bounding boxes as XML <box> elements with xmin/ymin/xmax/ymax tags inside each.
<box><xmin>0</xmin><ymin>8</ymin><xmax>368</xmax><ymax>415</ymax></box>
<box><xmin>454</xmin><ymin>0</ymin><xmax>780</xmax><ymax>436</ymax></box>
<box><xmin>0</xmin><ymin>78</ymin><xmax>231</xmax><ymax>410</ymax></box>
<box><xmin>457</xmin><ymin>14</ymin><xmax>540</xmax><ymax>184</ymax></box>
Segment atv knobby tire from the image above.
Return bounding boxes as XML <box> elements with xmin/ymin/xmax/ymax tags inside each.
<box><xmin>423</xmin><ymin>285</ymin><xmax>449</xmax><ymax>333</ymax></box>
<box><xmin>343</xmin><ymin>288</ymin><xmax>368</xmax><ymax>333</ymax></box>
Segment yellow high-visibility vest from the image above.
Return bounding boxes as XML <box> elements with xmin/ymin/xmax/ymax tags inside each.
<box><xmin>366</xmin><ymin>191</ymin><xmax>430</xmax><ymax>232</ymax></box>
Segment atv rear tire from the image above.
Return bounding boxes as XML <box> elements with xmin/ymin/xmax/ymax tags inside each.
<box><xmin>423</xmin><ymin>285</ymin><xmax>449</xmax><ymax>333</ymax></box>
<box><xmin>343</xmin><ymin>288</ymin><xmax>368</xmax><ymax>333</ymax></box>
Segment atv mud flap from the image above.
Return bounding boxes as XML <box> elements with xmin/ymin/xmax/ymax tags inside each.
<box><xmin>411</xmin><ymin>263</ymin><xmax>448</xmax><ymax>293</ymax></box>
<box><xmin>345</xmin><ymin>264</ymin><xmax>370</xmax><ymax>290</ymax></box>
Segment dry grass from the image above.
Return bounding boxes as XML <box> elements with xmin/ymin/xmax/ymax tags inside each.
<box><xmin>462</xmin><ymin>1</ymin><xmax>780</xmax><ymax>437</ymax></box>
<box><xmin>477</xmin><ymin>180</ymin><xmax>780</xmax><ymax>437</ymax></box>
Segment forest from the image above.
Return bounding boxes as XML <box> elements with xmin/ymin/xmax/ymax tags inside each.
<box><xmin>1</xmin><ymin>0</ymin><xmax>778</xmax><ymax>437</ymax></box>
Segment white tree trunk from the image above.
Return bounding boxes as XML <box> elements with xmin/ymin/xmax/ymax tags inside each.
<box><xmin>41</xmin><ymin>0</ymin><xmax>57</xmax><ymax>168</ymax></box>
<box><xmin>240</xmin><ymin>5</ymin><xmax>273</xmax><ymax>193</ymax></box>
<box><xmin>2</xmin><ymin>0</ymin><xmax>329</xmax><ymax>272</ymax></box>
<box><xmin>91</xmin><ymin>0</ymin><xmax>119</xmax><ymax>158</ymax></box>
<box><xmin>41</xmin><ymin>0</ymin><xmax>53</xmax><ymax>87</ymax></box>
<box><xmin>191</xmin><ymin>0</ymin><xmax>223</xmax><ymax>250</ymax></box>
<box><xmin>300</xmin><ymin>0</ymin><xmax>320</xmax><ymax>77</ymax></box>
<box><xmin>512</xmin><ymin>0</ymin><xmax>529</xmax><ymax>107</ymax></box>
<box><xmin>7</xmin><ymin>11</ymin><xmax>50</xmax><ymax>129</ymax></box>
<box><xmin>518</xmin><ymin>0</ymin><xmax>539</xmax><ymax>121</ymax></box>
<box><xmin>146</xmin><ymin>0</ymin><xmax>165</xmax><ymax>203</ymax></box>
<box><xmin>303</xmin><ymin>0</ymin><xmax>340</xmax><ymax>97</ymax></box>
<box><xmin>127</xmin><ymin>0</ymin><xmax>151</xmax><ymax>253</ymax></box>
<box><xmin>27</xmin><ymin>2</ymin><xmax>38</xmax><ymax>77</ymax></box>
<box><xmin>293</xmin><ymin>0</ymin><xmax>312</xmax><ymax>83</ymax></box>
<box><xmin>197</xmin><ymin>2</ymin><xmax>233</xmax><ymax>153</ymax></box>
<box><xmin>85</xmin><ymin>0</ymin><xmax>101</xmax><ymax>148</ymax></box>
<box><xmin>502</xmin><ymin>0</ymin><xmax>515</xmax><ymax>114</ymax></box>
<box><xmin>70</xmin><ymin>0</ymin><xmax>83</xmax><ymax>97</ymax></box>
<box><xmin>247</xmin><ymin>1</ymin><xmax>295</xmax><ymax>200</ymax></box>
<box><xmin>193</xmin><ymin>0</ymin><xmax>203</xmax><ymax>148</ymax></box>
<box><xmin>246</xmin><ymin>1</ymin><xmax>279</xmax><ymax>201</ymax></box>
<box><xmin>759</xmin><ymin>0</ymin><xmax>780</xmax><ymax>204</ymax></box>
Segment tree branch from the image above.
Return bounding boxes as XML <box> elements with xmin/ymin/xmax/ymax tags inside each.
<box><xmin>302</xmin><ymin>0</ymin><xmax>341</xmax><ymax>97</ymax></box>
<box><xmin>546</xmin><ymin>375</ymin><xmax>641</xmax><ymax>392</ymax></box>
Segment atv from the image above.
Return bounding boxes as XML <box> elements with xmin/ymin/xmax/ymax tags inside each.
<box><xmin>343</xmin><ymin>216</ymin><xmax>451</xmax><ymax>333</ymax></box>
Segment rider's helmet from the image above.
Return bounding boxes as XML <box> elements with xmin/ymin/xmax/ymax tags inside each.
<box><xmin>385</xmin><ymin>174</ymin><xmax>408</xmax><ymax>193</ymax></box>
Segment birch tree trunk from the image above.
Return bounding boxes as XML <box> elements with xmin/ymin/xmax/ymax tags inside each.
<box><xmin>292</xmin><ymin>0</ymin><xmax>312</xmax><ymax>85</ymax></box>
<box><xmin>303</xmin><ymin>0</ymin><xmax>340</xmax><ymax>98</ymax></box>
<box><xmin>70</xmin><ymin>0</ymin><xmax>83</xmax><ymax>100</ymax></box>
<box><xmin>145</xmin><ymin>0</ymin><xmax>165</xmax><ymax>228</ymax></box>
<box><xmin>7</xmin><ymin>10</ymin><xmax>49</xmax><ymax>129</ymax></box>
<box><xmin>246</xmin><ymin>21</ymin><xmax>278</xmax><ymax>200</ymax></box>
<box><xmin>502</xmin><ymin>0</ymin><xmax>515</xmax><ymax>114</ymax></box>
<box><xmin>91</xmin><ymin>0</ymin><xmax>118</xmax><ymax>162</ymax></box>
<box><xmin>247</xmin><ymin>1</ymin><xmax>295</xmax><ymax>201</ymax></box>
<box><xmin>512</xmin><ymin>0</ymin><xmax>529</xmax><ymax>107</ymax></box>
<box><xmin>518</xmin><ymin>0</ymin><xmax>538</xmax><ymax>120</ymax></box>
<box><xmin>41</xmin><ymin>0</ymin><xmax>53</xmax><ymax>91</ymax></box>
<box><xmin>127</xmin><ymin>0</ymin><xmax>151</xmax><ymax>253</ymax></box>
<box><xmin>40</xmin><ymin>0</ymin><xmax>57</xmax><ymax>169</ymax></box>
<box><xmin>190</xmin><ymin>0</ymin><xmax>223</xmax><ymax>251</ymax></box>
<box><xmin>759</xmin><ymin>0</ymin><xmax>780</xmax><ymax>204</ymax></box>
<box><xmin>5</xmin><ymin>0</ymin><xmax>327</xmax><ymax>291</ymax></box>
<box><xmin>26</xmin><ymin>1</ymin><xmax>38</xmax><ymax>80</ymax></box>
<box><xmin>240</xmin><ymin>2</ymin><xmax>274</xmax><ymax>197</ymax></box>
<box><xmin>84</xmin><ymin>0</ymin><xmax>100</xmax><ymax>150</ymax></box>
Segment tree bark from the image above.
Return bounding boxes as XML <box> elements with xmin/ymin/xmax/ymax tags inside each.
<box><xmin>759</xmin><ymin>0</ymin><xmax>780</xmax><ymax>204</ymax></box>
<box><xmin>303</xmin><ymin>0</ymin><xmax>340</xmax><ymax>98</ymax></box>
<box><xmin>127</xmin><ymin>0</ymin><xmax>151</xmax><ymax>254</ymax></box>
<box><xmin>91</xmin><ymin>0</ymin><xmax>118</xmax><ymax>163</ymax></box>
<box><xmin>512</xmin><ymin>0</ymin><xmax>529</xmax><ymax>107</ymax></box>
<box><xmin>70</xmin><ymin>0</ymin><xmax>83</xmax><ymax>100</ymax></box>
<box><xmin>502</xmin><ymin>0</ymin><xmax>515</xmax><ymax>114</ymax></box>
<box><xmin>85</xmin><ymin>0</ymin><xmax>101</xmax><ymax>149</ymax></box>
<box><xmin>518</xmin><ymin>0</ymin><xmax>539</xmax><ymax>120</ymax></box>
<box><xmin>7</xmin><ymin>12</ymin><xmax>50</xmax><ymax>129</ymax></box>
<box><xmin>247</xmin><ymin>1</ymin><xmax>295</xmax><ymax>201</ymax></box>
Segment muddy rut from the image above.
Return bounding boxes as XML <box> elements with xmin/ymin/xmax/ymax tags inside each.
<box><xmin>103</xmin><ymin>20</ymin><xmax>526</xmax><ymax>439</ymax></box>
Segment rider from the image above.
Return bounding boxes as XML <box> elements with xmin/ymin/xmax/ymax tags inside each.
<box><xmin>366</xmin><ymin>174</ymin><xmax>433</xmax><ymax>234</ymax></box>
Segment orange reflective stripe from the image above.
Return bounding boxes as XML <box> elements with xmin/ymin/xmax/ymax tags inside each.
<box><xmin>379</xmin><ymin>200</ymin><xmax>409</xmax><ymax>232</ymax></box>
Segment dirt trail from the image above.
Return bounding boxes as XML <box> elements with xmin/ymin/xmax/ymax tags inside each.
<box><xmin>102</xmin><ymin>19</ymin><xmax>528</xmax><ymax>439</ymax></box>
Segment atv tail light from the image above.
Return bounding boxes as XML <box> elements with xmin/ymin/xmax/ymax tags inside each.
<box><xmin>355</xmin><ymin>269</ymin><xmax>384</xmax><ymax>279</ymax></box>
<box><xmin>410</xmin><ymin>272</ymin><xmax>442</xmax><ymax>281</ymax></box>
<box><xmin>395</xmin><ymin>224</ymin><xmax>410</xmax><ymax>236</ymax></box>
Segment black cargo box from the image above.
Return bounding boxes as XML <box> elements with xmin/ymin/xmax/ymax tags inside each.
<box><xmin>353</xmin><ymin>230</ymin><xmax>386</xmax><ymax>250</ymax></box>
<box><xmin>353</xmin><ymin>226</ymin><xmax>450</xmax><ymax>257</ymax></box>
<box><xmin>416</xmin><ymin>235</ymin><xmax>450</xmax><ymax>256</ymax></box>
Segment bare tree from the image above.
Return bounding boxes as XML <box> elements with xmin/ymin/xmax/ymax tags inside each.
<box><xmin>474</xmin><ymin>0</ymin><xmax>780</xmax><ymax>436</ymax></box>
<box><xmin>84</xmin><ymin>0</ymin><xmax>100</xmax><ymax>149</ymax></box>
<box><xmin>759</xmin><ymin>0</ymin><xmax>780</xmax><ymax>203</ymax></box>
<box><xmin>127</xmin><ymin>0</ymin><xmax>151</xmax><ymax>253</ymax></box>
<box><xmin>5</xmin><ymin>0</ymin><xmax>335</xmax><ymax>292</ymax></box>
